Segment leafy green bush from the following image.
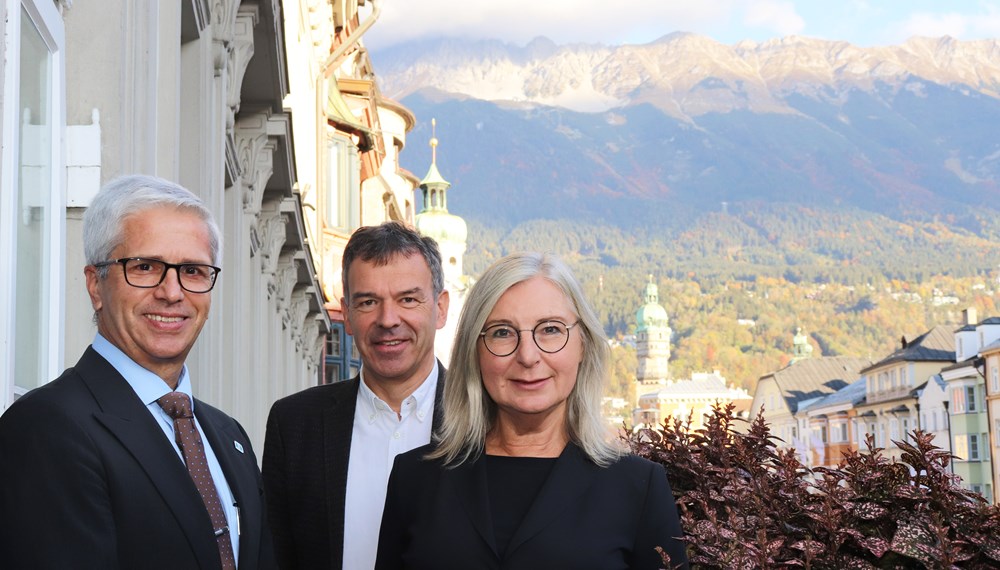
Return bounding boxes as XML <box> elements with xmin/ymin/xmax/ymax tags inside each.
<box><xmin>628</xmin><ymin>404</ymin><xmax>1000</xmax><ymax>569</ymax></box>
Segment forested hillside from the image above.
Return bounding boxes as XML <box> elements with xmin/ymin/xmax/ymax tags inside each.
<box><xmin>464</xmin><ymin>214</ymin><xmax>999</xmax><ymax>393</ymax></box>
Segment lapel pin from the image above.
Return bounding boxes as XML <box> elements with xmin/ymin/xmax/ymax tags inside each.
<box><xmin>234</xmin><ymin>441</ymin><xmax>245</xmax><ymax>454</ymax></box>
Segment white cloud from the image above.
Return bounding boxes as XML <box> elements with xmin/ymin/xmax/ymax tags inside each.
<box><xmin>364</xmin><ymin>0</ymin><xmax>737</xmax><ymax>50</ymax></box>
<box><xmin>362</xmin><ymin>0</ymin><xmax>998</xmax><ymax>52</ymax></box>
<box><xmin>741</xmin><ymin>0</ymin><xmax>806</xmax><ymax>37</ymax></box>
<box><xmin>891</xmin><ymin>12</ymin><xmax>969</xmax><ymax>41</ymax></box>
<box><xmin>969</xmin><ymin>5</ymin><xmax>1000</xmax><ymax>37</ymax></box>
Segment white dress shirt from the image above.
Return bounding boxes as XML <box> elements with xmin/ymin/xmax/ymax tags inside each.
<box><xmin>342</xmin><ymin>362</ymin><xmax>438</xmax><ymax>570</ymax></box>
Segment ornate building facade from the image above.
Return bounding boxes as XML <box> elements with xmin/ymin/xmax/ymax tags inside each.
<box><xmin>0</xmin><ymin>0</ymin><xmax>412</xmax><ymax>450</ymax></box>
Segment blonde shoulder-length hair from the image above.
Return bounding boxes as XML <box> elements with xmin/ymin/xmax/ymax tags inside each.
<box><xmin>430</xmin><ymin>252</ymin><xmax>622</xmax><ymax>467</ymax></box>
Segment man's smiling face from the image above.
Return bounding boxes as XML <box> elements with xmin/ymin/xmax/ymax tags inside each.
<box><xmin>343</xmin><ymin>253</ymin><xmax>448</xmax><ymax>390</ymax></box>
<box><xmin>85</xmin><ymin>206</ymin><xmax>213</xmax><ymax>386</ymax></box>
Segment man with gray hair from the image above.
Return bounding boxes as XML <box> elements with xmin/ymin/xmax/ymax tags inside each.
<box><xmin>0</xmin><ymin>174</ymin><xmax>275</xmax><ymax>569</ymax></box>
<box><xmin>263</xmin><ymin>221</ymin><xmax>449</xmax><ymax>569</ymax></box>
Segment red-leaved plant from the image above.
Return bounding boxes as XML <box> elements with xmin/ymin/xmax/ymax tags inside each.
<box><xmin>627</xmin><ymin>403</ymin><xmax>1000</xmax><ymax>569</ymax></box>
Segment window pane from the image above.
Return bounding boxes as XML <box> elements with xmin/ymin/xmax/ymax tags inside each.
<box><xmin>325</xmin><ymin>137</ymin><xmax>345</xmax><ymax>229</ymax></box>
<box><xmin>14</xmin><ymin>7</ymin><xmax>52</xmax><ymax>393</ymax></box>
<box><xmin>954</xmin><ymin>435</ymin><xmax>968</xmax><ymax>461</ymax></box>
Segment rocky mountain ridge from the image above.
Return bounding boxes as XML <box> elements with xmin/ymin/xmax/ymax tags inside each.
<box><xmin>370</xmin><ymin>32</ymin><xmax>1000</xmax><ymax>276</ymax></box>
<box><xmin>375</xmin><ymin>34</ymin><xmax>1000</xmax><ymax>120</ymax></box>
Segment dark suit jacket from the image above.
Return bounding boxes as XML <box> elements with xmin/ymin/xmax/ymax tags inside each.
<box><xmin>262</xmin><ymin>365</ymin><xmax>445</xmax><ymax>570</ymax></box>
<box><xmin>0</xmin><ymin>346</ymin><xmax>275</xmax><ymax>569</ymax></box>
<box><xmin>375</xmin><ymin>442</ymin><xmax>689</xmax><ymax>570</ymax></box>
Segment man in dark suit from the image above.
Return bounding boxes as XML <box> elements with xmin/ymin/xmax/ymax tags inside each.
<box><xmin>0</xmin><ymin>175</ymin><xmax>275</xmax><ymax>569</ymax></box>
<box><xmin>263</xmin><ymin>222</ymin><xmax>449</xmax><ymax>569</ymax></box>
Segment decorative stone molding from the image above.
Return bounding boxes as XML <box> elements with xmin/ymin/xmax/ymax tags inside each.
<box><xmin>304</xmin><ymin>0</ymin><xmax>334</xmax><ymax>60</ymax></box>
<box><xmin>288</xmin><ymin>288</ymin><xmax>311</xmax><ymax>340</ymax></box>
<box><xmin>305</xmin><ymin>320</ymin><xmax>325</xmax><ymax>367</ymax></box>
<box><xmin>226</xmin><ymin>6</ymin><xmax>259</xmax><ymax>127</ymax></box>
<box><xmin>211</xmin><ymin>0</ymin><xmax>240</xmax><ymax>75</ymax></box>
<box><xmin>211</xmin><ymin>0</ymin><xmax>240</xmax><ymax>40</ymax></box>
<box><xmin>257</xmin><ymin>207</ymin><xmax>288</xmax><ymax>277</ymax></box>
<box><xmin>234</xmin><ymin>111</ymin><xmax>276</xmax><ymax>218</ymax></box>
<box><xmin>271</xmin><ymin>256</ymin><xmax>297</xmax><ymax>310</ymax></box>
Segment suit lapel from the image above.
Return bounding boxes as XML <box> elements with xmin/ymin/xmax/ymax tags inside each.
<box><xmin>447</xmin><ymin>454</ymin><xmax>499</xmax><ymax>557</ymax></box>
<box><xmin>505</xmin><ymin>443</ymin><xmax>598</xmax><ymax>557</ymax></box>
<box><xmin>323</xmin><ymin>376</ymin><xmax>360</xmax><ymax>568</ymax></box>
<box><xmin>79</xmin><ymin>348</ymin><xmax>220</xmax><ymax>570</ymax></box>
<box><xmin>197</xmin><ymin>403</ymin><xmax>260</xmax><ymax>570</ymax></box>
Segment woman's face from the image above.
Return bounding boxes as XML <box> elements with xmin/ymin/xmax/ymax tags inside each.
<box><xmin>477</xmin><ymin>276</ymin><xmax>583</xmax><ymax>423</ymax></box>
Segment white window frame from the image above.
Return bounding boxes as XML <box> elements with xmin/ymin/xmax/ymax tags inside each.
<box><xmin>966</xmin><ymin>385</ymin><xmax>977</xmax><ymax>412</ymax></box>
<box><xmin>0</xmin><ymin>0</ymin><xmax>65</xmax><ymax>409</ymax></box>
<box><xmin>969</xmin><ymin>434</ymin><xmax>980</xmax><ymax>461</ymax></box>
<box><xmin>324</xmin><ymin>130</ymin><xmax>360</xmax><ymax>233</ymax></box>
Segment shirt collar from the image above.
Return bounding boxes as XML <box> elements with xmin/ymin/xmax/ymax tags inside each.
<box><xmin>92</xmin><ymin>333</ymin><xmax>193</xmax><ymax>408</ymax></box>
<box><xmin>358</xmin><ymin>359</ymin><xmax>438</xmax><ymax>421</ymax></box>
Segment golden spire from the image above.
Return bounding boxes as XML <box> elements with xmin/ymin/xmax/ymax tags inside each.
<box><xmin>430</xmin><ymin>118</ymin><xmax>439</xmax><ymax>165</ymax></box>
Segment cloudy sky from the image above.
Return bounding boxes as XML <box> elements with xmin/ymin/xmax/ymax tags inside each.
<box><xmin>363</xmin><ymin>0</ymin><xmax>1000</xmax><ymax>52</ymax></box>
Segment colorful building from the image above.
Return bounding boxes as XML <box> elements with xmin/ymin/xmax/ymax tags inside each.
<box><xmin>750</xmin><ymin>356</ymin><xmax>872</xmax><ymax>464</ymax></box>
<box><xmin>854</xmin><ymin>326</ymin><xmax>954</xmax><ymax>462</ymax></box>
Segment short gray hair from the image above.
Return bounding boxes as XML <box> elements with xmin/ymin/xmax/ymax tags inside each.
<box><xmin>341</xmin><ymin>221</ymin><xmax>444</xmax><ymax>298</ymax></box>
<box><xmin>83</xmin><ymin>174</ymin><xmax>222</xmax><ymax>278</ymax></box>
<box><xmin>431</xmin><ymin>252</ymin><xmax>621</xmax><ymax>467</ymax></box>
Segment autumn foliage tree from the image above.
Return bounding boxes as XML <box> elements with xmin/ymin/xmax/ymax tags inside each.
<box><xmin>628</xmin><ymin>404</ymin><xmax>1000</xmax><ymax>569</ymax></box>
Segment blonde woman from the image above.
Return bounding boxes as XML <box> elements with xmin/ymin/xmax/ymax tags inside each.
<box><xmin>376</xmin><ymin>252</ymin><xmax>687</xmax><ymax>569</ymax></box>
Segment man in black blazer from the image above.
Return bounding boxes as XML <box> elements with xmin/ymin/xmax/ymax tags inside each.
<box><xmin>0</xmin><ymin>175</ymin><xmax>275</xmax><ymax>569</ymax></box>
<box><xmin>263</xmin><ymin>222</ymin><xmax>450</xmax><ymax>569</ymax></box>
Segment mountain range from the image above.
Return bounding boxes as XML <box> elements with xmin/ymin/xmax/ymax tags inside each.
<box><xmin>370</xmin><ymin>34</ymin><xmax>1000</xmax><ymax>280</ymax></box>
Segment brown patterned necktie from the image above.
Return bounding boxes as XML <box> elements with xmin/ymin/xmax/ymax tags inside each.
<box><xmin>158</xmin><ymin>392</ymin><xmax>237</xmax><ymax>570</ymax></box>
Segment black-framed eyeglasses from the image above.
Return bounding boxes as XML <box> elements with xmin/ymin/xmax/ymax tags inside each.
<box><xmin>479</xmin><ymin>320</ymin><xmax>579</xmax><ymax>357</ymax></box>
<box><xmin>94</xmin><ymin>257</ymin><xmax>221</xmax><ymax>293</ymax></box>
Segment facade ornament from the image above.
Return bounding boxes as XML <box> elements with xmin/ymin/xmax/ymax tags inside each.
<box><xmin>307</xmin><ymin>323</ymin><xmax>325</xmax><ymax>368</ymax></box>
<box><xmin>288</xmin><ymin>289</ymin><xmax>310</xmax><ymax>336</ymax></box>
<box><xmin>272</xmin><ymin>256</ymin><xmax>298</xmax><ymax>308</ymax></box>
<box><xmin>257</xmin><ymin>208</ymin><xmax>287</xmax><ymax>278</ymax></box>
<box><xmin>226</xmin><ymin>6</ymin><xmax>258</xmax><ymax>127</ymax></box>
<box><xmin>234</xmin><ymin>111</ymin><xmax>276</xmax><ymax>218</ymax></box>
<box><xmin>211</xmin><ymin>0</ymin><xmax>240</xmax><ymax>75</ymax></box>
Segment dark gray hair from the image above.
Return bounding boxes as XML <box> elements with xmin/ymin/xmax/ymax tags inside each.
<box><xmin>341</xmin><ymin>222</ymin><xmax>444</xmax><ymax>298</ymax></box>
<box><xmin>83</xmin><ymin>174</ymin><xmax>222</xmax><ymax>278</ymax></box>
<box><xmin>430</xmin><ymin>252</ymin><xmax>621</xmax><ymax>467</ymax></box>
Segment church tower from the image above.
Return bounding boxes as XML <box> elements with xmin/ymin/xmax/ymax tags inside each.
<box><xmin>791</xmin><ymin>327</ymin><xmax>814</xmax><ymax>362</ymax></box>
<box><xmin>414</xmin><ymin>119</ymin><xmax>469</xmax><ymax>364</ymax></box>
<box><xmin>636</xmin><ymin>275</ymin><xmax>672</xmax><ymax>385</ymax></box>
